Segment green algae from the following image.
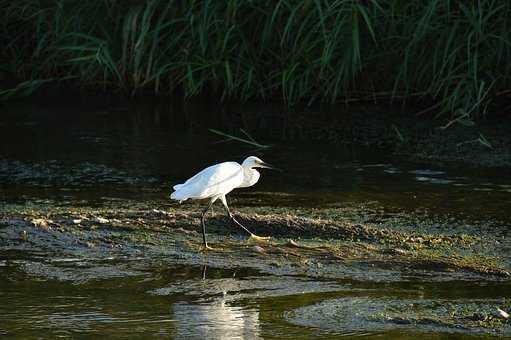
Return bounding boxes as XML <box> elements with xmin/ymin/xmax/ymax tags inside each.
<box><xmin>1</xmin><ymin>199</ymin><xmax>509</xmax><ymax>280</ymax></box>
<box><xmin>286</xmin><ymin>297</ymin><xmax>511</xmax><ymax>336</ymax></box>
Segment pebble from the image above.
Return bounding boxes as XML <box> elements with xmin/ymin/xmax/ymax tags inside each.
<box><xmin>30</xmin><ymin>218</ymin><xmax>51</xmax><ymax>229</ymax></box>
<box><xmin>286</xmin><ymin>239</ymin><xmax>300</xmax><ymax>247</ymax></box>
<box><xmin>94</xmin><ymin>217</ymin><xmax>109</xmax><ymax>224</ymax></box>
<box><xmin>20</xmin><ymin>230</ymin><xmax>27</xmax><ymax>241</ymax></box>
<box><xmin>251</xmin><ymin>245</ymin><xmax>265</xmax><ymax>254</ymax></box>
<box><xmin>497</xmin><ymin>307</ymin><xmax>509</xmax><ymax>319</ymax></box>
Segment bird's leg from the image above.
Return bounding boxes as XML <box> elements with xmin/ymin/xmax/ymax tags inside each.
<box><xmin>201</xmin><ymin>200</ymin><xmax>215</xmax><ymax>250</ymax></box>
<box><xmin>201</xmin><ymin>264</ymin><xmax>207</xmax><ymax>280</ymax></box>
<box><xmin>220</xmin><ymin>195</ymin><xmax>270</xmax><ymax>242</ymax></box>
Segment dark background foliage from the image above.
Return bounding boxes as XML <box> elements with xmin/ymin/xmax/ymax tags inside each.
<box><xmin>1</xmin><ymin>0</ymin><xmax>510</xmax><ymax>122</ymax></box>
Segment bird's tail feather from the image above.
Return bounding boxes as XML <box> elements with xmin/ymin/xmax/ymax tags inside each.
<box><xmin>170</xmin><ymin>189</ymin><xmax>188</xmax><ymax>202</ymax></box>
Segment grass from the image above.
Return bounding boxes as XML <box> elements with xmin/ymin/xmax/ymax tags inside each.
<box><xmin>209</xmin><ymin>128</ymin><xmax>271</xmax><ymax>149</ymax></box>
<box><xmin>1</xmin><ymin>0</ymin><xmax>511</xmax><ymax>122</ymax></box>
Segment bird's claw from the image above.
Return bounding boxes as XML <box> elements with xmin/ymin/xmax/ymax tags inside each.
<box><xmin>200</xmin><ymin>244</ymin><xmax>215</xmax><ymax>252</ymax></box>
<box><xmin>248</xmin><ymin>234</ymin><xmax>270</xmax><ymax>243</ymax></box>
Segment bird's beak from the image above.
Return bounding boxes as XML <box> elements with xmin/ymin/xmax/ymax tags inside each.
<box><xmin>259</xmin><ymin>161</ymin><xmax>281</xmax><ymax>171</ymax></box>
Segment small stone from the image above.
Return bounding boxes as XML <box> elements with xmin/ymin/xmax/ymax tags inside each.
<box><xmin>287</xmin><ymin>239</ymin><xmax>300</xmax><ymax>247</ymax></box>
<box><xmin>20</xmin><ymin>230</ymin><xmax>27</xmax><ymax>241</ymax></box>
<box><xmin>497</xmin><ymin>307</ymin><xmax>509</xmax><ymax>319</ymax></box>
<box><xmin>251</xmin><ymin>245</ymin><xmax>265</xmax><ymax>254</ymax></box>
<box><xmin>382</xmin><ymin>248</ymin><xmax>408</xmax><ymax>255</ymax></box>
<box><xmin>94</xmin><ymin>217</ymin><xmax>109</xmax><ymax>224</ymax></box>
<box><xmin>72</xmin><ymin>219</ymin><xmax>82</xmax><ymax>224</ymax></box>
<box><xmin>30</xmin><ymin>218</ymin><xmax>51</xmax><ymax>229</ymax></box>
<box><xmin>152</xmin><ymin>209</ymin><xmax>172</xmax><ymax>216</ymax></box>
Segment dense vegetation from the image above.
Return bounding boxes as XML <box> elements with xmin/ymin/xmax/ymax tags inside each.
<box><xmin>1</xmin><ymin>0</ymin><xmax>511</xmax><ymax>122</ymax></box>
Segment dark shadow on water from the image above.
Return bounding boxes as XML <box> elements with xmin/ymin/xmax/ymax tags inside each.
<box><xmin>1</xmin><ymin>100</ymin><xmax>511</xmax><ymax>220</ymax></box>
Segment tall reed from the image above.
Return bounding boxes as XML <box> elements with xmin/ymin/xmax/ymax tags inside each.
<box><xmin>1</xmin><ymin>0</ymin><xmax>510</xmax><ymax>121</ymax></box>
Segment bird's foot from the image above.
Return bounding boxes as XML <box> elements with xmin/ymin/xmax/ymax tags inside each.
<box><xmin>248</xmin><ymin>234</ymin><xmax>270</xmax><ymax>243</ymax></box>
<box><xmin>200</xmin><ymin>244</ymin><xmax>215</xmax><ymax>252</ymax></box>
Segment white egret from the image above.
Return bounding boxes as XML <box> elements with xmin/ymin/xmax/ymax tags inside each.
<box><xmin>170</xmin><ymin>156</ymin><xmax>278</xmax><ymax>249</ymax></box>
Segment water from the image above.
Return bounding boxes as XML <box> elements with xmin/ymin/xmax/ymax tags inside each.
<box><xmin>1</xmin><ymin>256</ymin><xmax>510</xmax><ymax>338</ymax></box>
<box><xmin>1</xmin><ymin>102</ymin><xmax>510</xmax><ymax>217</ymax></box>
<box><xmin>1</xmin><ymin>101</ymin><xmax>510</xmax><ymax>338</ymax></box>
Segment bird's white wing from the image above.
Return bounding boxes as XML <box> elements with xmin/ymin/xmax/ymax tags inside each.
<box><xmin>171</xmin><ymin>162</ymin><xmax>244</xmax><ymax>201</ymax></box>
<box><xmin>172</xmin><ymin>170</ymin><xmax>204</xmax><ymax>191</ymax></box>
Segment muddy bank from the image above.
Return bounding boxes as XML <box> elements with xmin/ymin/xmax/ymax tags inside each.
<box><xmin>1</xmin><ymin>199</ymin><xmax>509</xmax><ymax>281</ymax></box>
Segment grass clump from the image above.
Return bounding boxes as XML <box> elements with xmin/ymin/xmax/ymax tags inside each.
<box><xmin>1</xmin><ymin>0</ymin><xmax>510</xmax><ymax>121</ymax></box>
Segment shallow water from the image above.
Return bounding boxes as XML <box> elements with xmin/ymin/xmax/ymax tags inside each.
<box><xmin>1</xmin><ymin>252</ymin><xmax>510</xmax><ymax>338</ymax></box>
<box><xmin>1</xmin><ymin>101</ymin><xmax>510</xmax><ymax>338</ymax></box>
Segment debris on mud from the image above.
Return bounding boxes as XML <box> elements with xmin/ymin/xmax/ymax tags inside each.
<box><xmin>1</xmin><ymin>199</ymin><xmax>509</xmax><ymax>281</ymax></box>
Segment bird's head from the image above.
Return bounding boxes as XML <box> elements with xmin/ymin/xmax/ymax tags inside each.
<box><xmin>242</xmin><ymin>156</ymin><xmax>279</xmax><ymax>170</ymax></box>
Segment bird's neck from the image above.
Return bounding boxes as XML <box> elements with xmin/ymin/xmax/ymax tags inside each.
<box><xmin>240</xmin><ymin>167</ymin><xmax>260</xmax><ymax>188</ymax></box>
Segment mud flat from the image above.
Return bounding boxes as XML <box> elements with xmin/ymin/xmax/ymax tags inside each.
<box><xmin>1</xmin><ymin>198</ymin><xmax>509</xmax><ymax>282</ymax></box>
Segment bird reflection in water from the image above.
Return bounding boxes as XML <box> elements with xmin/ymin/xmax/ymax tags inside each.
<box><xmin>171</xmin><ymin>264</ymin><xmax>261</xmax><ymax>339</ymax></box>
